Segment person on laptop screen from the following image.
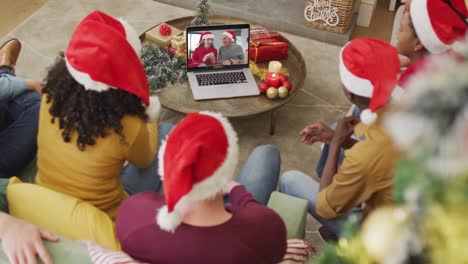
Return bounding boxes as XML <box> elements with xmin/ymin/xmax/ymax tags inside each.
<box><xmin>218</xmin><ymin>30</ymin><xmax>244</xmax><ymax>65</ymax></box>
<box><xmin>191</xmin><ymin>31</ymin><xmax>218</xmax><ymax>67</ymax></box>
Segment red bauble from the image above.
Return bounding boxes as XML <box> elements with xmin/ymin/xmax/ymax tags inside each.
<box><xmin>278</xmin><ymin>74</ymin><xmax>288</xmax><ymax>84</ymax></box>
<box><xmin>282</xmin><ymin>81</ymin><xmax>292</xmax><ymax>91</ymax></box>
<box><xmin>265</xmin><ymin>73</ymin><xmax>281</xmax><ymax>88</ymax></box>
<box><xmin>258</xmin><ymin>82</ymin><xmax>269</xmax><ymax>93</ymax></box>
<box><xmin>159</xmin><ymin>24</ymin><xmax>172</xmax><ymax>36</ymax></box>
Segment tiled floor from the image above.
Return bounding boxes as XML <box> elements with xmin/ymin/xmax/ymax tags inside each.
<box><xmin>0</xmin><ymin>0</ymin><xmax>397</xmax><ymax>254</ymax></box>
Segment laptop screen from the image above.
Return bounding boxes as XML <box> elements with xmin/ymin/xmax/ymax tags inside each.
<box><xmin>186</xmin><ymin>24</ymin><xmax>250</xmax><ymax>71</ymax></box>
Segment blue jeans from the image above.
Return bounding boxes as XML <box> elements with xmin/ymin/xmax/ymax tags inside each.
<box><xmin>236</xmin><ymin>144</ymin><xmax>281</xmax><ymax>205</ymax></box>
<box><xmin>120</xmin><ymin>123</ymin><xmax>174</xmax><ymax>194</ymax></box>
<box><xmin>279</xmin><ymin>171</ymin><xmax>361</xmax><ymax>235</ymax></box>
<box><xmin>0</xmin><ymin>68</ymin><xmax>41</xmax><ymax>178</ymax></box>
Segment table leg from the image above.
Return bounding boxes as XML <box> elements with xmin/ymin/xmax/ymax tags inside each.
<box><xmin>270</xmin><ymin>111</ymin><xmax>276</xmax><ymax>136</ymax></box>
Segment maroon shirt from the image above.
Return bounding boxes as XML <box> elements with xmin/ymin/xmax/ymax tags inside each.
<box><xmin>116</xmin><ymin>186</ymin><xmax>287</xmax><ymax>264</ymax></box>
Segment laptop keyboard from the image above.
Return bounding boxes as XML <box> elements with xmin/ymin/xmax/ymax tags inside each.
<box><xmin>196</xmin><ymin>72</ymin><xmax>247</xmax><ymax>86</ymax></box>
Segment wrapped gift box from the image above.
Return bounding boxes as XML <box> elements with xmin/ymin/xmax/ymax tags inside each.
<box><xmin>250</xmin><ymin>26</ymin><xmax>284</xmax><ymax>42</ymax></box>
<box><xmin>170</xmin><ymin>32</ymin><xmax>186</xmax><ymax>51</ymax></box>
<box><xmin>249</xmin><ymin>38</ymin><xmax>289</xmax><ymax>63</ymax></box>
<box><xmin>145</xmin><ymin>24</ymin><xmax>182</xmax><ymax>48</ymax></box>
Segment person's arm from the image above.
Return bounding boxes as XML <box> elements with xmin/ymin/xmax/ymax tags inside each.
<box><xmin>192</xmin><ymin>48</ymin><xmax>201</xmax><ymax>63</ymax></box>
<box><xmin>0</xmin><ymin>212</ymin><xmax>59</xmax><ymax>264</ymax></box>
<box><xmin>320</xmin><ymin>116</ymin><xmax>359</xmax><ymax>191</ymax></box>
<box><xmin>224</xmin><ymin>181</ymin><xmax>259</xmax><ymax>208</ymax></box>
<box><xmin>126</xmin><ymin>121</ymin><xmax>159</xmax><ymax>168</ymax></box>
<box><xmin>237</xmin><ymin>46</ymin><xmax>244</xmax><ymax>62</ymax></box>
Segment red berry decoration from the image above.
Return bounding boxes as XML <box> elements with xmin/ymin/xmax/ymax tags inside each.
<box><xmin>258</xmin><ymin>82</ymin><xmax>269</xmax><ymax>93</ymax></box>
<box><xmin>159</xmin><ymin>24</ymin><xmax>172</xmax><ymax>36</ymax></box>
<box><xmin>282</xmin><ymin>81</ymin><xmax>292</xmax><ymax>91</ymax></box>
<box><xmin>278</xmin><ymin>74</ymin><xmax>288</xmax><ymax>83</ymax></box>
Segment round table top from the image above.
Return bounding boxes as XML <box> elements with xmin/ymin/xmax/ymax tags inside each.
<box><xmin>142</xmin><ymin>16</ymin><xmax>306</xmax><ymax>118</ymax></box>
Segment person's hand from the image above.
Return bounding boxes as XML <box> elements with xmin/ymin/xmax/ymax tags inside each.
<box><xmin>300</xmin><ymin>122</ymin><xmax>334</xmax><ymax>145</ymax></box>
<box><xmin>222</xmin><ymin>180</ymin><xmax>241</xmax><ymax>195</ymax></box>
<box><xmin>399</xmin><ymin>55</ymin><xmax>411</xmax><ymax>67</ymax></box>
<box><xmin>0</xmin><ymin>214</ymin><xmax>59</xmax><ymax>264</ymax></box>
<box><xmin>231</xmin><ymin>59</ymin><xmax>240</xmax><ymax>65</ymax></box>
<box><xmin>202</xmin><ymin>53</ymin><xmax>210</xmax><ymax>62</ymax></box>
<box><xmin>331</xmin><ymin>116</ymin><xmax>360</xmax><ymax>146</ymax></box>
<box><xmin>25</xmin><ymin>79</ymin><xmax>44</xmax><ymax>94</ymax></box>
<box><xmin>222</xmin><ymin>60</ymin><xmax>232</xmax><ymax>65</ymax></box>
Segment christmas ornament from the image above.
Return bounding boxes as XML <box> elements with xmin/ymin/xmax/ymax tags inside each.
<box><xmin>266</xmin><ymin>87</ymin><xmax>278</xmax><ymax>99</ymax></box>
<box><xmin>265</xmin><ymin>73</ymin><xmax>281</xmax><ymax>88</ymax></box>
<box><xmin>258</xmin><ymin>82</ymin><xmax>269</xmax><ymax>93</ymax></box>
<box><xmin>282</xmin><ymin>80</ymin><xmax>292</xmax><ymax>91</ymax></box>
<box><xmin>278</xmin><ymin>74</ymin><xmax>288</xmax><ymax>84</ymax></box>
<box><xmin>159</xmin><ymin>23</ymin><xmax>172</xmax><ymax>36</ymax></box>
<box><xmin>361</xmin><ymin>207</ymin><xmax>410</xmax><ymax>262</ymax></box>
<box><xmin>278</xmin><ymin>86</ymin><xmax>289</xmax><ymax>98</ymax></box>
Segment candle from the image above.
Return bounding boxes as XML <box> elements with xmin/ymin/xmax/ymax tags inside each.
<box><xmin>265</xmin><ymin>73</ymin><xmax>281</xmax><ymax>88</ymax></box>
<box><xmin>268</xmin><ymin>61</ymin><xmax>282</xmax><ymax>73</ymax></box>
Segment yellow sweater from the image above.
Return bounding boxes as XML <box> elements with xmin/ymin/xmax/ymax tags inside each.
<box><xmin>36</xmin><ymin>98</ymin><xmax>158</xmax><ymax>219</ymax></box>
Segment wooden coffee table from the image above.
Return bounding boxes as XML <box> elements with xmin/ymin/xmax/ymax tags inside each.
<box><xmin>142</xmin><ymin>16</ymin><xmax>306</xmax><ymax>135</ymax></box>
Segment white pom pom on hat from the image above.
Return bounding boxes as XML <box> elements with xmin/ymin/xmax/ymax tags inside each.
<box><xmin>360</xmin><ymin>109</ymin><xmax>378</xmax><ymax>125</ymax></box>
<box><xmin>156</xmin><ymin>205</ymin><xmax>182</xmax><ymax>233</ymax></box>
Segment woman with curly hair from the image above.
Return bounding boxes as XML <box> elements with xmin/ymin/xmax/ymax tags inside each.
<box><xmin>35</xmin><ymin>11</ymin><xmax>170</xmax><ymax>220</ymax></box>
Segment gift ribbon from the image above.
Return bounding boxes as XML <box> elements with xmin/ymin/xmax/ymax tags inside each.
<box><xmin>250</xmin><ymin>41</ymin><xmax>287</xmax><ymax>62</ymax></box>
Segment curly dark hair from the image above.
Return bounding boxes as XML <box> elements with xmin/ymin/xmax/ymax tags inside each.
<box><xmin>43</xmin><ymin>53</ymin><xmax>148</xmax><ymax>151</ymax></box>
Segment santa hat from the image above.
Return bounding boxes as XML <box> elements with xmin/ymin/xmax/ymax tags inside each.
<box><xmin>199</xmin><ymin>31</ymin><xmax>214</xmax><ymax>43</ymax></box>
<box><xmin>156</xmin><ymin>112</ymin><xmax>239</xmax><ymax>232</ymax></box>
<box><xmin>222</xmin><ymin>30</ymin><xmax>236</xmax><ymax>41</ymax></box>
<box><xmin>65</xmin><ymin>10</ymin><xmax>160</xmax><ymax>122</ymax></box>
<box><xmin>339</xmin><ymin>38</ymin><xmax>401</xmax><ymax>125</ymax></box>
<box><xmin>410</xmin><ymin>0</ymin><xmax>468</xmax><ymax>54</ymax></box>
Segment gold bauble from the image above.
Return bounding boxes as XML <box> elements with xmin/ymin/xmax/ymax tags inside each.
<box><xmin>266</xmin><ymin>87</ymin><xmax>278</xmax><ymax>99</ymax></box>
<box><xmin>361</xmin><ymin>207</ymin><xmax>409</xmax><ymax>262</ymax></box>
<box><xmin>278</xmin><ymin>86</ymin><xmax>289</xmax><ymax>98</ymax></box>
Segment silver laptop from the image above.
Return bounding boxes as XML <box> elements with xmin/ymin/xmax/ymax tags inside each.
<box><xmin>186</xmin><ymin>24</ymin><xmax>259</xmax><ymax>100</ymax></box>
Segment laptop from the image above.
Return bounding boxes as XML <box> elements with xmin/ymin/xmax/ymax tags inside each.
<box><xmin>186</xmin><ymin>24</ymin><xmax>260</xmax><ymax>100</ymax></box>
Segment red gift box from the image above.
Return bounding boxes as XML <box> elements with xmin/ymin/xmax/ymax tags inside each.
<box><xmin>250</xmin><ymin>26</ymin><xmax>284</xmax><ymax>42</ymax></box>
<box><xmin>249</xmin><ymin>38</ymin><xmax>289</xmax><ymax>63</ymax></box>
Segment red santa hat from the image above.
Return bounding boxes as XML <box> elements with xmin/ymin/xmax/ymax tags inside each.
<box><xmin>65</xmin><ymin>10</ymin><xmax>160</xmax><ymax>122</ymax></box>
<box><xmin>339</xmin><ymin>38</ymin><xmax>401</xmax><ymax>125</ymax></box>
<box><xmin>156</xmin><ymin>111</ymin><xmax>239</xmax><ymax>232</ymax></box>
<box><xmin>410</xmin><ymin>0</ymin><xmax>468</xmax><ymax>54</ymax></box>
<box><xmin>222</xmin><ymin>30</ymin><xmax>236</xmax><ymax>41</ymax></box>
<box><xmin>199</xmin><ymin>31</ymin><xmax>214</xmax><ymax>43</ymax></box>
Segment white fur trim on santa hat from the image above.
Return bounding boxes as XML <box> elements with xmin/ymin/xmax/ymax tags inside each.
<box><xmin>202</xmin><ymin>33</ymin><xmax>214</xmax><ymax>41</ymax></box>
<box><xmin>157</xmin><ymin>138</ymin><xmax>167</xmax><ymax>179</ymax></box>
<box><xmin>185</xmin><ymin>111</ymin><xmax>239</xmax><ymax>201</ymax></box>
<box><xmin>410</xmin><ymin>0</ymin><xmax>450</xmax><ymax>54</ymax></box>
<box><xmin>156</xmin><ymin>205</ymin><xmax>182</xmax><ymax>232</ymax></box>
<box><xmin>391</xmin><ymin>85</ymin><xmax>405</xmax><ymax>101</ymax></box>
<box><xmin>64</xmin><ymin>58</ymin><xmax>113</xmax><ymax>92</ymax></box>
<box><xmin>222</xmin><ymin>31</ymin><xmax>235</xmax><ymax>41</ymax></box>
<box><xmin>146</xmin><ymin>95</ymin><xmax>161</xmax><ymax>123</ymax></box>
<box><xmin>360</xmin><ymin>109</ymin><xmax>378</xmax><ymax>125</ymax></box>
<box><xmin>339</xmin><ymin>48</ymin><xmax>373</xmax><ymax>98</ymax></box>
<box><xmin>117</xmin><ymin>18</ymin><xmax>142</xmax><ymax>56</ymax></box>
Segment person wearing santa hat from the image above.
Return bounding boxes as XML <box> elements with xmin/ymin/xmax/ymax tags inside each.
<box><xmin>218</xmin><ymin>30</ymin><xmax>244</xmax><ymax>65</ymax></box>
<box><xmin>280</xmin><ymin>38</ymin><xmax>402</xmax><ymax>239</ymax></box>
<box><xmin>396</xmin><ymin>0</ymin><xmax>467</xmax><ymax>68</ymax></box>
<box><xmin>33</xmin><ymin>10</ymin><xmax>170</xmax><ymax>220</ymax></box>
<box><xmin>190</xmin><ymin>31</ymin><xmax>217</xmax><ymax>67</ymax></box>
<box><xmin>116</xmin><ymin>112</ymin><xmax>287</xmax><ymax>264</ymax></box>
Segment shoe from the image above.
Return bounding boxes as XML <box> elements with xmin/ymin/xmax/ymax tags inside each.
<box><xmin>318</xmin><ymin>225</ymin><xmax>338</xmax><ymax>242</ymax></box>
<box><xmin>0</xmin><ymin>39</ymin><xmax>21</xmax><ymax>68</ymax></box>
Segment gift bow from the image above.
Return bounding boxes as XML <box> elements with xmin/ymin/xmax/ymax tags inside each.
<box><xmin>250</xmin><ymin>40</ymin><xmax>287</xmax><ymax>62</ymax></box>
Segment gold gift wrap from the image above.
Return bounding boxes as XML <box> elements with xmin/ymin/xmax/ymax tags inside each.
<box><xmin>170</xmin><ymin>33</ymin><xmax>186</xmax><ymax>51</ymax></box>
<box><xmin>145</xmin><ymin>24</ymin><xmax>182</xmax><ymax>48</ymax></box>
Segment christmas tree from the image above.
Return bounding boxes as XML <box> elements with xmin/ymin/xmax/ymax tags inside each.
<box><xmin>140</xmin><ymin>44</ymin><xmax>187</xmax><ymax>92</ymax></box>
<box><xmin>314</xmin><ymin>41</ymin><xmax>468</xmax><ymax>264</ymax></box>
<box><xmin>191</xmin><ymin>0</ymin><xmax>210</xmax><ymax>26</ymax></box>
